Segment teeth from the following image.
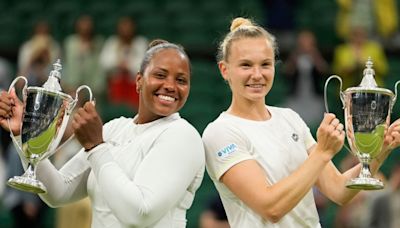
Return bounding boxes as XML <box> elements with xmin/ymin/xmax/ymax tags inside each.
<box><xmin>248</xmin><ymin>84</ymin><xmax>263</xmax><ymax>88</ymax></box>
<box><xmin>158</xmin><ymin>95</ymin><xmax>175</xmax><ymax>101</ymax></box>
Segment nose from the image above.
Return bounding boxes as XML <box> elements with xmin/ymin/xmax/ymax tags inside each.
<box><xmin>164</xmin><ymin>77</ymin><xmax>176</xmax><ymax>91</ymax></box>
<box><xmin>252</xmin><ymin>66</ymin><xmax>263</xmax><ymax>80</ymax></box>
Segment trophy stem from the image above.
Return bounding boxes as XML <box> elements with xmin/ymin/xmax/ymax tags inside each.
<box><xmin>346</xmin><ymin>154</ymin><xmax>384</xmax><ymax>190</ymax></box>
<box><xmin>7</xmin><ymin>163</ymin><xmax>47</xmax><ymax>194</ymax></box>
<box><xmin>360</xmin><ymin>155</ymin><xmax>372</xmax><ymax>179</ymax></box>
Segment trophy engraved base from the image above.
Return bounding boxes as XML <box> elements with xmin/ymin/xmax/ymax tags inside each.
<box><xmin>7</xmin><ymin>166</ymin><xmax>47</xmax><ymax>194</ymax></box>
<box><xmin>346</xmin><ymin>177</ymin><xmax>384</xmax><ymax>190</ymax></box>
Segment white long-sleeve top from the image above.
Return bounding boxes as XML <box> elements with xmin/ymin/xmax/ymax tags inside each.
<box><xmin>30</xmin><ymin>113</ymin><xmax>205</xmax><ymax>228</ymax></box>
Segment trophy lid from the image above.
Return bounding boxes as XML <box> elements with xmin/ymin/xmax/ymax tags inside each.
<box><xmin>42</xmin><ymin>59</ymin><xmax>62</xmax><ymax>92</ymax></box>
<box><xmin>344</xmin><ymin>57</ymin><xmax>394</xmax><ymax>97</ymax></box>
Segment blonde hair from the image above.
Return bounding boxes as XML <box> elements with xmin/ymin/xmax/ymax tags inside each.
<box><xmin>217</xmin><ymin>17</ymin><xmax>277</xmax><ymax>62</ymax></box>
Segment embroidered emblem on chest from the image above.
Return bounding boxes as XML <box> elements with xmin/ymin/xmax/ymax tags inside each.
<box><xmin>291</xmin><ymin>133</ymin><xmax>299</xmax><ymax>142</ymax></box>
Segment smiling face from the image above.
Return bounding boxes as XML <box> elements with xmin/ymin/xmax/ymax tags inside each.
<box><xmin>219</xmin><ymin>37</ymin><xmax>275</xmax><ymax>104</ymax></box>
<box><xmin>136</xmin><ymin>48</ymin><xmax>190</xmax><ymax>123</ymax></box>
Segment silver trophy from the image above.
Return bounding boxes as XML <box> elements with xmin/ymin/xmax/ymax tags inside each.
<box><xmin>7</xmin><ymin>59</ymin><xmax>92</xmax><ymax>194</ymax></box>
<box><xmin>324</xmin><ymin>58</ymin><xmax>400</xmax><ymax>190</ymax></box>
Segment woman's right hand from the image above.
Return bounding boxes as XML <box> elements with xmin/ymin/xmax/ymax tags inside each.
<box><xmin>0</xmin><ymin>89</ymin><xmax>23</xmax><ymax>135</ymax></box>
<box><xmin>315</xmin><ymin>113</ymin><xmax>345</xmax><ymax>159</ymax></box>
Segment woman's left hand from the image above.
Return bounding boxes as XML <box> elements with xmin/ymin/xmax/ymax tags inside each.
<box><xmin>72</xmin><ymin>102</ymin><xmax>104</xmax><ymax>151</ymax></box>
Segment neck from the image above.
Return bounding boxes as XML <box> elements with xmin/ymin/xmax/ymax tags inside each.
<box><xmin>227</xmin><ymin>99</ymin><xmax>270</xmax><ymax>121</ymax></box>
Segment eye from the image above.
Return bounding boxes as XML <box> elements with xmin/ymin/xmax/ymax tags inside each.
<box><xmin>176</xmin><ymin>76</ymin><xmax>188</xmax><ymax>85</ymax></box>
<box><xmin>240</xmin><ymin>62</ymin><xmax>251</xmax><ymax>68</ymax></box>
<box><xmin>261</xmin><ymin>62</ymin><xmax>270</xmax><ymax>67</ymax></box>
<box><xmin>153</xmin><ymin>72</ymin><xmax>166</xmax><ymax>78</ymax></box>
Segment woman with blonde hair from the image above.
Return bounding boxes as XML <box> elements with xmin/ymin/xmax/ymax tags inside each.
<box><xmin>202</xmin><ymin>17</ymin><xmax>400</xmax><ymax>227</ymax></box>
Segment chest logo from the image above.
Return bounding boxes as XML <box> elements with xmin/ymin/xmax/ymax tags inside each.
<box><xmin>292</xmin><ymin>133</ymin><xmax>299</xmax><ymax>142</ymax></box>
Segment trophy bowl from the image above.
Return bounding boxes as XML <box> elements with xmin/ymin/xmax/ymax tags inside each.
<box><xmin>325</xmin><ymin>58</ymin><xmax>400</xmax><ymax>190</ymax></box>
<box><xmin>7</xmin><ymin>60</ymin><xmax>92</xmax><ymax>193</ymax></box>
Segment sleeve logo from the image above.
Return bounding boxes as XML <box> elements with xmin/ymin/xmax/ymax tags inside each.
<box><xmin>217</xmin><ymin>143</ymin><xmax>238</xmax><ymax>158</ymax></box>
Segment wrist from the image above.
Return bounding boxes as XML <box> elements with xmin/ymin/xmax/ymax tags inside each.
<box><xmin>84</xmin><ymin>141</ymin><xmax>104</xmax><ymax>152</ymax></box>
<box><xmin>312</xmin><ymin>146</ymin><xmax>333</xmax><ymax>163</ymax></box>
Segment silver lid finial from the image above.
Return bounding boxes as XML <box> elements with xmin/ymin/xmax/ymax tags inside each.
<box><xmin>365</xmin><ymin>57</ymin><xmax>373</xmax><ymax>69</ymax></box>
<box><xmin>43</xmin><ymin>59</ymin><xmax>62</xmax><ymax>91</ymax></box>
<box><xmin>49</xmin><ymin>59</ymin><xmax>62</xmax><ymax>80</ymax></box>
<box><xmin>359</xmin><ymin>57</ymin><xmax>377</xmax><ymax>88</ymax></box>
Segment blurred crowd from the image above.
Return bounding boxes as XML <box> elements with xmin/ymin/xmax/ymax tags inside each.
<box><xmin>0</xmin><ymin>0</ymin><xmax>400</xmax><ymax>227</ymax></box>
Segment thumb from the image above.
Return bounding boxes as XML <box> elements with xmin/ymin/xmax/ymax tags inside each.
<box><xmin>9</xmin><ymin>87</ymin><xmax>17</xmax><ymax>97</ymax></box>
<box><xmin>9</xmin><ymin>88</ymin><xmax>22</xmax><ymax>106</ymax></box>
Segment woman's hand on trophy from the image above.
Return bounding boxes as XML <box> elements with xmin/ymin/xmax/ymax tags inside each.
<box><xmin>72</xmin><ymin>101</ymin><xmax>104</xmax><ymax>152</ymax></box>
<box><xmin>0</xmin><ymin>89</ymin><xmax>23</xmax><ymax>135</ymax></box>
<box><xmin>315</xmin><ymin>113</ymin><xmax>345</xmax><ymax>159</ymax></box>
<box><xmin>383</xmin><ymin>119</ymin><xmax>400</xmax><ymax>152</ymax></box>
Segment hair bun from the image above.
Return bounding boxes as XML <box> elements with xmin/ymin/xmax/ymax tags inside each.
<box><xmin>230</xmin><ymin>17</ymin><xmax>253</xmax><ymax>32</ymax></box>
<box><xmin>148</xmin><ymin>39</ymin><xmax>169</xmax><ymax>49</ymax></box>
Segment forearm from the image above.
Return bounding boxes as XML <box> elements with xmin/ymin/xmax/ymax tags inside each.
<box><xmin>319</xmin><ymin>162</ymin><xmax>361</xmax><ymax>205</ymax></box>
<box><xmin>36</xmin><ymin>151</ymin><xmax>90</xmax><ymax>207</ymax></box>
<box><xmin>261</xmin><ymin>150</ymin><xmax>332</xmax><ymax>220</ymax></box>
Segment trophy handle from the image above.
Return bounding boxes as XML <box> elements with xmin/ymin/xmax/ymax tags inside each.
<box><xmin>55</xmin><ymin>85</ymin><xmax>94</xmax><ymax>153</ymax></box>
<box><xmin>324</xmin><ymin>75</ymin><xmax>353</xmax><ymax>154</ymax></box>
<box><xmin>391</xmin><ymin>80</ymin><xmax>400</xmax><ymax>111</ymax></box>
<box><xmin>7</xmin><ymin>76</ymin><xmax>28</xmax><ymax>160</ymax></box>
<box><xmin>68</xmin><ymin>85</ymin><xmax>94</xmax><ymax>114</ymax></box>
<box><xmin>324</xmin><ymin>75</ymin><xmax>345</xmax><ymax>113</ymax></box>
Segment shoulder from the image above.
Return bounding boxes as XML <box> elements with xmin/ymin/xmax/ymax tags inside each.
<box><xmin>202</xmin><ymin>113</ymin><xmax>249</xmax><ymax>146</ymax></box>
<box><xmin>162</xmin><ymin>117</ymin><xmax>202</xmax><ymax>140</ymax></box>
<box><xmin>157</xmin><ymin>116</ymin><xmax>205</xmax><ymax>160</ymax></box>
<box><xmin>64</xmin><ymin>35</ymin><xmax>78</xmax><ymax>45</ymax></box>
<box><xmin>203</xmin><ymin>114</ymin><xmax>234</xmax><ymax>139</ymax></box>
<box><xmin>103</xmin><ymin>36</ymin><xmax>118</xmax><ymax>46</ymax></box>
<box><xmin>133</xmin><ymin>36</ymin><xmax>148</xmax><ymax>46</ymax></box>
<box><xmin>270</xmin><ymin>106</ymin><xmax>302</xmax><ymax>120</ymax></box>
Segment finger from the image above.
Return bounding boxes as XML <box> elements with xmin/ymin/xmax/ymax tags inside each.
<box><xmin>336</xmin><ymin>123</ymin><xmax>344</xmax><ymax>132</ymax></box>
<box><xmin>323</xmin><ymin>113</ymin><xmax>336</xmax><ymax>124</ymax></box>
<box><xmin>83</xmin><ymin>102</ymin><xmax>96</xmax><ymax>114</ymax></box>
<box><xmin>330</xmin><ymin>118</ymin><xmax>340</xmax><ymax>127</ymax></box>
<box><xmin>391</xmin><ymin>131</ymin><xmax>400</xmax><ymax>141</ymax></box>
<box><xmin>76</xmin><ymin>107</ymin><xmax>88</xmax><ymax>117</ymax></box>
<box><xmin>389</xmin><ymin>124</ymin><xmax>400</xmax><ymax>133</ymax></box>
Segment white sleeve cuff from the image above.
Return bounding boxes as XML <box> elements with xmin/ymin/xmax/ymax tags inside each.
<box><xmin>86</xmin><ymin>143</ymin><xmax>114</xmax><ymax>174</ymax></box>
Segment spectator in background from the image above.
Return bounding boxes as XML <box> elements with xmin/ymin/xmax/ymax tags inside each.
<box><xmin>332</xmin><ymin>25</ymin><xmax>388</xmax><ymax>89</ymax></box>
<box><xmin>99</xmin><ymin>16</ymin><xmax>148</xmax><ymax>110</ymax></box>
<box><xmin>17</xmin><ymin>20</ymin><xmax>61</xmax><ymax>85</ymax></box>
<box><xmin>283</xmin><ymin>30</ymin><xmax>329</xmax><ymax>128</ymax></box>
<box><xmin>336</xmin><ymin>0</ymin><xmax>398</xmax><ymax>42</ymax></box>
<box><xmin>63</xmin><ymin>15</ymin><xmax>105</xmax><ymax>104</ymax></box>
